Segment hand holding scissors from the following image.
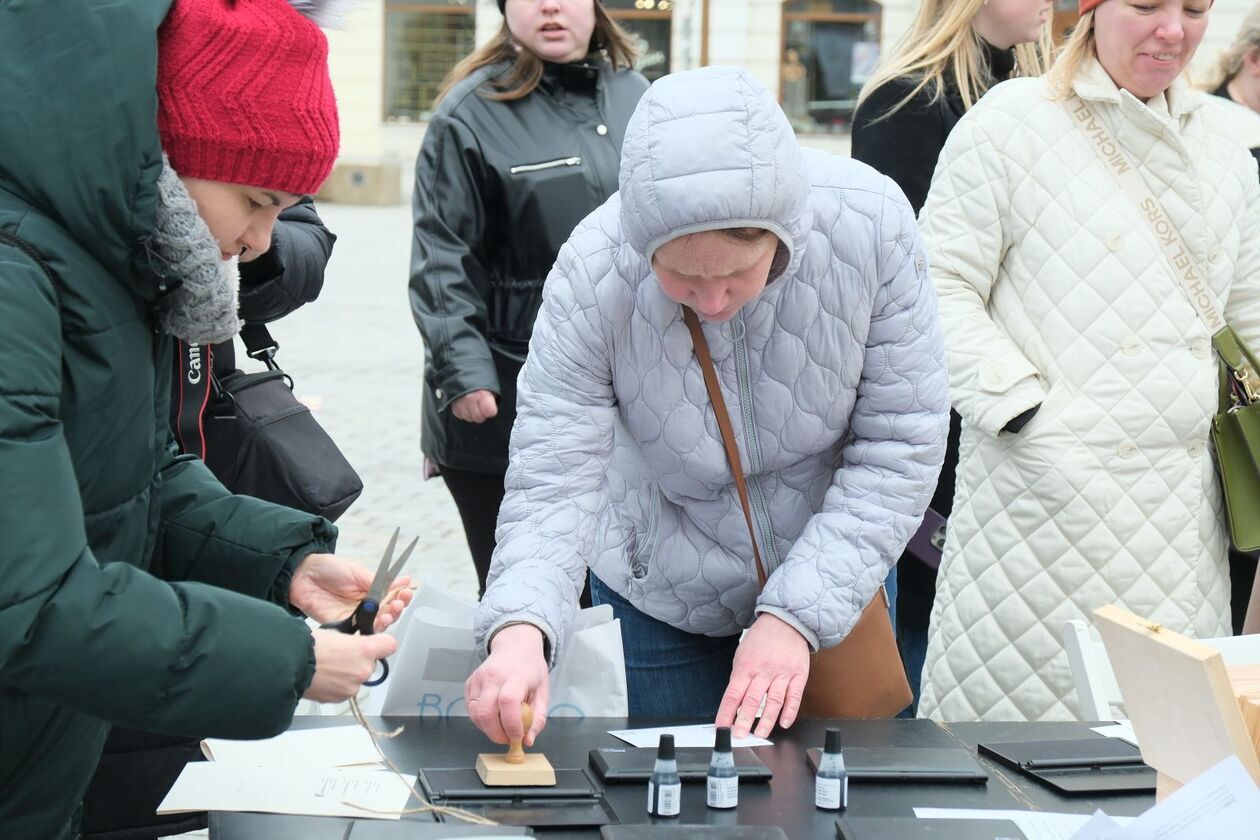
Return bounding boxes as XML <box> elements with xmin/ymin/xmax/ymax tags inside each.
<box><xmin>314</xmin><ymin>528</ymin><xmax>417</xmax><ymax>685</ymax></box>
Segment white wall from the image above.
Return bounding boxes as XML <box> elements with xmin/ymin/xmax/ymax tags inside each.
<box><xmin>326</xmin><ymin>0</ymin><xmax>1260</xmax><ymax>175</ymax></box>
<box><xmin>1192</xmin><ymin>0</ymin><xmax>1256</xmax><ymax>86</ymax></box>
<box><xmin>327</xmin><ymin>1</ymin><xmax>387</xmax><ymax>165</ymax></box>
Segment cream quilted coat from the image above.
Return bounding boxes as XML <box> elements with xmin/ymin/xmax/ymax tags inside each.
<box><xmin>917</xmin><ymin>58</ymin><xmax>1260</xmax><ymax>722</ymax></box>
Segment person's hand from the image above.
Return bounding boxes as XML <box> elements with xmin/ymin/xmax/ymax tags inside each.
<box><xmin>304</xmin><ymin>629</ymin><xmax>398</xmax><ymax>702</ymax></box>
<box><xmin>451</xmin><ymin>390</ymin><xmax>498</xmax><ymax>423</ymax></box>
<box><xmin>716</xmin><ymin>612</ymin><xmax>811</xmax><ymax>739</ymax></box>
<box><xmin>464</xmin><ymin>624</ymin><xmax>550</xmax><ymax>747</ymax></box>
<box><xmin>289</xmin><ymin>552</ymin><xmax>413</xmax><ymax>632</ymax></box>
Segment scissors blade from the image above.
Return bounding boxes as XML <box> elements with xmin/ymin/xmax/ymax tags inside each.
<box><xmin>366</xmin><ymin>527</ymin><xmax>401</xmax><ymax>599</ymax></box>
<box><xmin>372</xmin><ymin>536</ymin><xmax>417</xmax><ymax>603</ymax></box>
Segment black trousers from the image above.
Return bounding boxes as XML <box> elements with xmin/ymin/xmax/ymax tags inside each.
<box><xmin>1231</xmin><ymin>548</ymin><xmax>1258</xmax><ymax>634</ymax></box>
<box><xmin>441</xmin><ymin>464</ymin><xmax>590</xmax><ymax>607</ymax></box>
<box><xmin>441</xmin><ymin>465</ymin><xmax>506</xmax><ymax>599</ymax></box>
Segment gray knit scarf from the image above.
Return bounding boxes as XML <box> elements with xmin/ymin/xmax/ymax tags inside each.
<box><xmin>152</xmin><ymin>159</ymin><xmax>241</xmax><ymax>345</ymax></box>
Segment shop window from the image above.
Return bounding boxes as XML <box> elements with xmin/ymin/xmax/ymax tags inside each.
<box><xmin>604</xmin><ymin>0</ymin><xmax>673</xmax><ymax>82</ymax></box>
<box><xmin>384</xmin><ymin>1</ymin><xmax>476</xmax><ymax>122</ymax></box>
<box><xmin>781</xmin><ymin>0</ymin><xmax>882</xmax><ymax>134</ymax></box>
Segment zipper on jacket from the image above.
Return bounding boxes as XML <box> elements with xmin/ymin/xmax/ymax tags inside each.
<box><xmin>0</xmin><ymin>229</ymin><xmax>63</xmax><ymax>311</ymax></box>
<box><xmin>731</xmin><ymin>312</ymin><xmax>783</xmax><ymax>572</ymax></box>
<box><xmin>509</xmin><ymin>156</ymin><xmax>582</xmax><ymax>175</ymax></box>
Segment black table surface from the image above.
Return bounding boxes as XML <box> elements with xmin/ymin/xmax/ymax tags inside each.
<box><xmin>210</xmin><ymin>716</ymin><xmax>1154</xmax><ymax>839</ymax></box>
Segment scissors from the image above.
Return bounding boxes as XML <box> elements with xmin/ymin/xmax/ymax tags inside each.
<box><xmin>321</xmin><ymin>527</ymin><xmax>416</xmax><ymax>686</ymax></box>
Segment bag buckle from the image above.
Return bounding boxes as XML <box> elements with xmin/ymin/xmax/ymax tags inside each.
<box><xmin>1234</xmin><ymin>364</ymin><xmax>1260</xmax><ymax>405</ymax></box>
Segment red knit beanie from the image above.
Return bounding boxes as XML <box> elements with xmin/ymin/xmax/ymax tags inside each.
<box><xmin>157</xmin><ymin>0</ymin><xmax>340</xmax><ymax>196</ymax></box>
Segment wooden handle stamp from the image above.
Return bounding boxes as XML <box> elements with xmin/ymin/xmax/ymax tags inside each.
<box><xmin>475</xmin><ymin>701</ymin><xmax>556</xmax><ymax>786</ymax></box>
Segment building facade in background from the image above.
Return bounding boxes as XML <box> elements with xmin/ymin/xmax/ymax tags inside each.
<box><xmin>321</xmin><ymin>0</ymin><xmax>1252</xmax><ymax>202</ymax></box>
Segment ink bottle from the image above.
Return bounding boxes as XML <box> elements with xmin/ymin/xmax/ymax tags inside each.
<box><xmin>814</xmin><ymin>727</ymin><xmax>848</xmax><ymax>811</ymax></box>
<box><xmin>706</xmin><ymin>726</ymin><xmax>738</xmax><ymax>809</ymax></box>
<box><xmin>648</xmin><ymin>733</ymin><xmax>682</xmax><ymax>817</ymax></box>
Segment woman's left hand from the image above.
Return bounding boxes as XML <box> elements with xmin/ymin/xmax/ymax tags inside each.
<box><xmin>289</xmin><ymin>552</ymin><xmax>413</xmax><ymax>633</ymax></box>
<box><xmin>716</xmin><ymin>613</ymin><xmax>810</xmax><ymax>739</ymax></box>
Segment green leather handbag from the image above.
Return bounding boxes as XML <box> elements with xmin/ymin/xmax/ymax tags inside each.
<box><xmin>1210</xmin><ymin>326</ymin><xmax>1260</xmax><ymax>555</ymax></box>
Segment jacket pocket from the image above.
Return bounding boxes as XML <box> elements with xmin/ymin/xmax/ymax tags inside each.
<box><xmin>509</xmin><ymin>156</ymin><xmax>582</xmax><ymax>174</ymax></box>
<box><xmin>1016</xmin><ymin>378</ymin><xmax>1075</xmax><ymax>441</ymax></box>
<box><xmin>628</xmin><ymin>484</ymin><xmax>662</xmax><ymax>581</ymax></box>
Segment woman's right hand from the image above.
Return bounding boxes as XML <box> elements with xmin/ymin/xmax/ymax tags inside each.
<box><xmin>451</xmin><ymin>390</ymin><xmax>498</xmax><ymax>423</ymax></box>
<box><xmin>303</xmin><ymin>629</ymin><xmax>398</xmax><ymax>702</ymax></box>
<box><xmin>465</xmin><ymin>623</ymin><xmax>550</xmax><ymax>747</ymax></box>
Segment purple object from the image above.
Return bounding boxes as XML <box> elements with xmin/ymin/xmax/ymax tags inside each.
<box><xmin>906</xmin><ymin>508</ymin><xmax>947</xmax><ymax>570</ymax></box>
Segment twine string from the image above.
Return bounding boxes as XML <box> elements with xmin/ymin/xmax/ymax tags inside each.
<box><xmin>339</xmin><ymin>695</ymin><xmax>498</xmax><ymax>826</ymax></box>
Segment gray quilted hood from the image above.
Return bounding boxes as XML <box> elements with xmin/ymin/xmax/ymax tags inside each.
<box><xmin>618</xmin><ymin>65</ymin><xmax>811</xmax><ymax>281</ymax></box>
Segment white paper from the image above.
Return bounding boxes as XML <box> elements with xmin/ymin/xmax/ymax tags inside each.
<box><xmin>914</xmin><ymin>808</ymin><xmax>1134</xmax><ymax>840</ymax></box>
<box><xmin>1070</xmin><ymin>810</ymin><xmax>1127</xmax><ymax>840</ymax></box>
<box><xmin>1090</xmin><ymin>720</ymin><xmax>1139</xmax><ymax>748</ymax></box>
<box><xmin>157</xmin><ymin>762</ymin><xmax>412</xmax><ymax>820</ymax></box>
<box><xmin>607</xmin><ymin>723</ymin><xmax>772</xmax><ymax>749</ymax></box>
<box><xmin>1102</xmin><ymin>755</ymin><xmax>1260</xmax><ymax>839</ymax></box>
<box><xmin>373</xmin><ymin>587</ymin><xmax>627</xmax><ymax>719</ymax></box>
<box><xmin>201</xmin><ymin>724</ymin><xmax>383</xmax><ymax>768</ymax></box>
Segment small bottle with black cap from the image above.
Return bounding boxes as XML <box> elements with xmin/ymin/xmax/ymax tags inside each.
<box><xmin>706</xmin><ymin>725</ymin><xmax>738</xmax><ymax>809</ymax></box>
<box><xmin>814</xmin><ymin>727</ymin><xmax>848</xmax><ymax>811</ymax></box>
<box><xmin>647</xmin><ymin>733</ymin><xmax>682</xmax><ymax>817</ymax></box>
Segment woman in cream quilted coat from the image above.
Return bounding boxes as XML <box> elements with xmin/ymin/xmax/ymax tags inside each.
<box><xmin>918</xmin><ymin>0</ymin><xmax>1260</xmax><ymax>722</ymax></box>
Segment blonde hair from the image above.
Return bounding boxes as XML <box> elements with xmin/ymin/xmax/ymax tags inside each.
<box><xmin>1206</xmin><ymin>4</ymin><xmax>1260</xmax><ymax>90</ymax></box>
<box><xmin>435</xmin><ymin>6</ymin><xmax>637</xmax><ymax>108</ymax></box>
<box><xmin>857</xmin><ymin>0</ymin><xmax>1053</xmax><ymax>118</ymax></box>
<box><xmin>1046</xmin><ymin>11</ymin><xmax>1096</xmax><ymax>99</ymax></box>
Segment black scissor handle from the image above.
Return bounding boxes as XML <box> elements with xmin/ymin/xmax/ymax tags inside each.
<box><xmin>365</xmin><ymin>658</ymin><xmax>390</xmax><ymax>687</ymax></box>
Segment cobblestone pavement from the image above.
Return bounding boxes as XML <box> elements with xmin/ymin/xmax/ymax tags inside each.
<box><xmin>249</xmin><ymin>202</ymin><xmax>480</xmax><ymax>603</ymax></box>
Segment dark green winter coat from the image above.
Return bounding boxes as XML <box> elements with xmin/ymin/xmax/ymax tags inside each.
<box><xmin>0</xmin><ymin>2</ymin><xmax>333</xmax><ymax>836</ymax></box>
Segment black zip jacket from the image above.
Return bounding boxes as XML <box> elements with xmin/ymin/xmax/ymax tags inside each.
<box><xmin>850</xmin><ymin>42</ymin><xmax>1014</xmax><ymax>629</ymax></box>
<box><xmin>409</xmin><ymin>57</ymin><xmax>648</xmax><ymax>473</ymax></box>
<box><xmin>851</xmin><ymin>41</ymin><xmax>1016</xmax><ymax>216</ymax></box>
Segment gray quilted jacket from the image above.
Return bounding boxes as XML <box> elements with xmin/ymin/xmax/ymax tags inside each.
<box><xmin>475</xmin><ymin>66</ymin><xmax>949</xmax><ymax>666</ymax></box>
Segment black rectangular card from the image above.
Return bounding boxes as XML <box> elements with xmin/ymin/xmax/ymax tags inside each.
<box><xmin>805</xmin><ymin>746</ymin><xmax>989</xmax><ymax>783</ymax></box>
<box><xmin>977</xmin><ymin>739</ymin><xmax>1154</xmax><ymax>795</ymax></box>
<box><xmin>837</xmin><ymin>817</ymin><xmax>1026</xmax><ymax>839</ymax></box>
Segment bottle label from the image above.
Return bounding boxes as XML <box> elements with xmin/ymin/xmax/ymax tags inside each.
<box><xmin>815</xmin><ymin>775</ymin><xmax>845</xmax><ymax>809</ymax></box>
<box><xmin>648</xmin><ymin>780</ymin><xmax>681</xmax><ymax>816</ymax></box>
<box><xmin>707</xmin><ymin>775</ymin><xmax>739</xmax><ymax>808</ymax></box>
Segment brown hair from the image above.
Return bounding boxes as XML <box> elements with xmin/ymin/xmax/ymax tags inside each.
<box><xmin>719</xmin><ymin>227</ymin><xmax>775</xmax><ymax>243</ymax></box>
<box><xmin>435</xmin><ymin>4</ymin><xmax>638</xmax><ymax>108</ymax></box>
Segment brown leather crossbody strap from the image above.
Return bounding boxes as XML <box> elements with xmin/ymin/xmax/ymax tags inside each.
<box><xmin>682</xmin><ymin>306</ymin><xmax>769</xmax><ymax>588</ymax></box>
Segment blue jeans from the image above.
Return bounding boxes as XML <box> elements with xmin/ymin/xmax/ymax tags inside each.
<box><xmin>885</xmin><ymin>563</ymin><xmax>899</xmax><ymax>632</ymax></box>
<box><xmin>590</xmin><ymin>575</ymin><xmax>739</xmax><ymax>719</ymax></box>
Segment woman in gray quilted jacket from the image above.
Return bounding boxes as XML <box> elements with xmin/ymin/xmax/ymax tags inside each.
<box><xmin>465</xmin><ymin>66</ymin><xmax>949</xmax><ymax>747</ymax></box>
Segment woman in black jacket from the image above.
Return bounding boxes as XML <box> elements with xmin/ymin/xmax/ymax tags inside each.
<box><xmin>849</xmin><ymin>0</ymin><xmax>1052</xmax><ymax>709</ymax></box>
<box><xmin>409</xmin><ymin>0</ymin><xmax>648</xmax><ymax>598</ymax></box>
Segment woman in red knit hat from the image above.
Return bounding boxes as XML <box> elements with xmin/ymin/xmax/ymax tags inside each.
<box><xmin>915</xmin><ymin>0</ymin><xmax>1260</xmax><ymax>724</ymax></box>
<box><xmin>0</xmin><ymin>2</ymin><xmax>409</xmax><ymax>837</ymax></box>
